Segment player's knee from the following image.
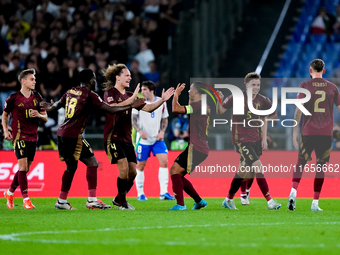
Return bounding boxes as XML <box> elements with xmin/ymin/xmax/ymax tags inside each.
<box><xmin>170</xmin><ymin>165</ymin><xmax>182</xmax><ymax>175</ymax></box>
<box><xmin>159</xmin><ymin>159</ymin><xmax>168</xmax><ymax>168</ymax></box>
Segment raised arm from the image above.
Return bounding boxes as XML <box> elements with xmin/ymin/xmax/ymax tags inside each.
<box><xmin>101</xmin><ymin>97</ymin><xmax>145</xmax><ymax>114</ymax></box>
<box><xmin>216</xmin><ymin>90</ymin><xmax>227</xmax><ymax>115</ymax></box>
<box><xmin>109</xmin><ymin>84</ymin><xmax>140</xmax><ymax>106</ymax></box>
<box><xmin>142</xmin><ymin>87</ymin><xmax>175</xmax><ymax>112</ymax></box>
<box><xmin>172</xmin><ymin>83</ymin><xmax>186</xmax><ymax>114</ymax></box>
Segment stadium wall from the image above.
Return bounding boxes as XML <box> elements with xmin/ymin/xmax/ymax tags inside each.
<box><xmin>0</xmin><ymin>151</ymin><xmax>340</xmax><ymax>198</ymax></box>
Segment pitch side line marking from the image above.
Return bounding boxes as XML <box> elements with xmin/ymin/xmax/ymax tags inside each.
<box><xmin>1</xmin><ymin>222</ymin><xmax>340</xmax><ymax>247</ymax></box>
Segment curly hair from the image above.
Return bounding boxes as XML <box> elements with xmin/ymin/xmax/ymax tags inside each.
<box><xmin>103</xmin><ymin>64</ymin><xmax>127</xmax><ymax>90</ymax></box>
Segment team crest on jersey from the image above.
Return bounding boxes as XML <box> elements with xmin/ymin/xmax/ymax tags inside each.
<box><xmin>33</xmin><ymin>99</ymin><xmax>38</xmax><ymax>106</ymax></box>
<box><xmin>256</xmin><ymin>103</ymin><xmax>260</xmax><ymax>110</ymax></box>
<box><xmin>18</xmin><ymin>103</ymin><xmax>24</xmax><ymax>107</ymax></box>
<box><xmin>107</xmin><ymin>97</ymin><xmax>114</xmax><ymax>102</ymax></box>
<box><xmin>249</xmin><ymin>155</ymin><xmax>253</xmax><ymax>160</ymax></box>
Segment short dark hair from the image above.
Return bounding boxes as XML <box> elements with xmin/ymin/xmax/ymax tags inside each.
<box><xmin>244</xmin><ymin>72</ymin><xmax>261</xmax><ymax>84</ymax></box>
<box><xmin>18</xmin><ymin>68</ymin><xmax>35</xmax><ymax>83</ymax></box>
<box><xmin>310</xmin><ymin>59</ymin><xmax>325</xmax><ymax>72</ymax></box>
<box><xmin>142</xmin><ymin>80</ymin><xmax>156</xmax><ymax>94</ymax></box>
<box><xmin>78</xmin><ymin>68</ymin><xmax>94</xmax><ymax>84</ymax></box>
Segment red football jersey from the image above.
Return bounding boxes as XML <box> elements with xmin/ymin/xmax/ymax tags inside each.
<box><xmin>297</xmin><ymin>78</ymin><xmax>340</xmax><ymax>136</ymax></box>
<box><xmin>3</xmin><ymin>91</ymin><xmax>45</xmax><ymax>142</ymax></box>
<box><xmin>187</xmin><ymin>100</ymin><xmax>210</xmax><ymax>155</ymax></box>
<box><xmin>103</xmin><ymin>87</ymin><xmax>145</xmax><ymax>143</ymax></box>
<box><xmin>57</xmin><ymin>86</ymin><xmax>106</xmax><ymax>138</ymax></box>
<box><xmin>222</xmin><ymin>91</ymin><xmax>274</xmax><ymax>144</ymax></box>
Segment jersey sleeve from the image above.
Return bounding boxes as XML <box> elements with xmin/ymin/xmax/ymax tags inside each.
<box><xmin>297</xmin><ymin>82</ymin><xmax>306</xmax><ymax>99</ymax></box>
<box><xmin>104</xmin><ymin>91</ymin><xmax>117</xmax><ymax>104</ymax></box>
<box><xmin>263</xmin><ymin>96</ymin><xmax>277</xmax><ymax>116</ymax></box>
<box><xmin>3</xmin><ymin>93</ymin><xmax>15</xmax><ymax>113</ymax></box>
<box><xmin>334</xmin><ymin>85</ymin><xmax>340</xmax><ymax>106</ymax></box>
<box><xmin>222</xmin><ymin>95</ymin><xmax>233</xmax><ymax>109</ymax></box>
<box><xmin>90</xmin><ymin>91</ymin><xmax>106</xmax><ymax>108</ymax></box>
<box><xmin>36</xmin><ymin>92</ymin><xmax>46</xmax><ymax>113</ymax></box>
<box><xmin>161</xmin><ymin>102</ymin><xmax>169</xmax><ymax>118</ymax></box>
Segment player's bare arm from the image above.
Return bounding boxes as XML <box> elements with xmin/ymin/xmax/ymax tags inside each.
<box><xmin>261</xmin><ymin>116</ymin><xmax>268</xmax><ymax>150</ymax></box>
<box><xmin>172</xmin><ymin>83</ymin><xmax>187</xmax><ymax>114</ymax></box>
<box><xmin>101</xmin><ymin>98</ymin><xmax>145</xmax><ymax>114</ymax></box>
<box><xmin>40</xmin><ymin>99</ymin><xmax>64</xmax><ymax>111</ymax></box>
<box><xmin>216</xmin><ymin>90</ymin><xmax>227</xmax><ymax>115</ymax></box>
<box><xmin>109</xmin><ymin>84</ymin><xmax>141</xmax><ymax>107</ymax></box>
<box><xmin>156</xmin><ymin>118</ymin><xmax>168</xmax><ymax>141</ymax></box>
<box><xmin>2</xmin><ymin>112</ymin><xmax>12</xmax><ymax>140</ymax></box>
<box><xmin>142</xmin><ymin>87</ymin><xmax>175</xmax><ymax>113</ymax></box>
<box><xmin>293</xmin><ymin>107</ymin><xmax>303</xmax><ymax>149</ymax></box>
<box><xmin>30</xmin><ymin>109</ymin><xmax>48</xmax><ymax>123</ymax></box>
<box><xmin>132</xmin><ymin>113</ymin><xmax>148</xmax><ymax>139</ymax></box>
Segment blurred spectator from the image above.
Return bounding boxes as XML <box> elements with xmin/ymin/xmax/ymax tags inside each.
<box><xmin>40</xmin><ymin>58</ymin><xmax>62</xmax><ymax>101</ymax></box>
<box><xmin>167</xmin><ymin>114</ymin><xmax>189</xmax><ymax>142</ymax></box>
<box><xmin>129</xmin><ymin>59</ymin><xmax>146</xmax><ymax>92</ymax></box>
<box><xmin>60</xmin><ymin>57</ymin><xmax>79</xmax><ymax>95</ymax></box>
<box><xmin>134</xmin><ymin>40</ymin><xmax>155</xmax><ymax>73</ymax></box>
<box><xmin>0</xmin><ymin>60</ymin><xmax>18</xmax><ymax>113</ymax></box>
<box><xmin>311</xmin><ymin>7</ymin><xmax>336</xmax><ymax>35</ymax></box>
<box><xmin>144</xmin><ymin>60</ymin><xmax>160</xmax><ymax>85</ymax></box>
<box><xmin>15</xmin><ymin>1</ymin><xmax>35</xmax><ymax>24</ymax></box>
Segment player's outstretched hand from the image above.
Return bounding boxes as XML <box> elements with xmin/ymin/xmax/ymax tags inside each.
<box><xmin>133</xmin><ymin>83</ymin><xmax>141</xmax><ymax>99</ymax></box>
<box><xmin>216</xmin><ymin>90</ymin><xmax>224</xmax><ymax>101</ymax></box>
<box><xmin>174</xmin><ymin>83</ymin><xmax>185</xmax><ymax>96</ymax></box>
<box><xmin>131</xmin><ymin>98</ymin><xmax>145</xmax><ymax>108</ymax></box>
<box><xmin>40</xmin><ymin>99</ymin><xmax>54</xmax><ymax>111</ymax></box>
<box><xmin>161</xmin><ymin>87</ymin><xmax>175</xmax><ymax>101</ymax></box>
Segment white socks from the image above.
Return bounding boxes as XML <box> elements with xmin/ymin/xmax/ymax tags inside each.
<box><xmin>312</xmin><ymin>199</ymin><xmax>319</xmax><ymax>206</ymax></box>
<box><xmin>136</xmin><ymin>169</ymin><xmax>145</xmax><ymax>196</ymax></box>
<box><xmin>7</xmin><ymin>190</ymin><xmax>14</xmax><ymax>196</ymax></box>
<box><xmin>88</xmin><ymin>197</ymin><xmax>97</xmax><ymax>202</ymax></box>
<box><xmin>159</xmin><ymin>167</ymin><xmax>169</xmax><ymax>195</ymax></box>
<box><xmin>290</xmin><ymin>187</ymin><xmax>297</xmax><ymax>197</ymax></box>
<box><xmin>136</xmin><ymin>167</ymin><xmax>169</xmax><ymax>196</ymax></box>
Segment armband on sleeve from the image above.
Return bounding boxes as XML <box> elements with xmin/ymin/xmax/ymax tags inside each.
<box><xmin>185</xmin><ymin>105</ymin><xmax>193</xmax><ymax>114</ymax></box>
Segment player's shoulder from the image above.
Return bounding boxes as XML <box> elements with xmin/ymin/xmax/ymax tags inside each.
<box><xmin>257</xmin><ymin>93</ymin><xmax>271</xmax><ymax>102</ymax></box>
<box><xmin>32</xmin><ymin>90</ymin><xmax>43</xmax><ymax>99</ymax></box>
<box><xmin>6</xmin><ymin>91</ymin><xmax>20</xmax><ymax>101</ymax></box>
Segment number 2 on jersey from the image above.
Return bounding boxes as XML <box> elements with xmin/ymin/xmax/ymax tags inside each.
<box><xmin>314</xmin><ymin>90</ymin><xmax>325</xmax><ymax>113</ymax></box>
<box><xmin>65</xmin><ymin>97</ymin><xmax>78</xmax><ymax>118</ymax></box>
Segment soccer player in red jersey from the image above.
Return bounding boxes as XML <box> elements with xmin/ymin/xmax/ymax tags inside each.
<box><xmin>216</xmin><ymin>72</ymin><xmax>281</xmax><ymax>210</ymax></box>
<box><xmin>2</xmin><ymin>68</ymin><xmax>47</xmax><ymax>209</ymax></box>
<box><xmin>102</xmin><ymin>64</ymin><xmax>174</xmax><ymax>210</ymax></box>
<box><xmin>41</xmin><ymin>69</ymin><xmax>145</xmax><ymax>210</ymax></box>
<box><xmin>289</xmin><ymin>59</ymin><xmax>340</xmax><ymax>211</ymax></box>
<box><xmin>168</xmin><ymin>82</ymin><xmax>210</xmax><ymax>210</ymax></box>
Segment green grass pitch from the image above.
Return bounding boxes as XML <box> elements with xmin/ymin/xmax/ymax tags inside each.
<box><xmin>1</xmin><ymin>198</ymin><xmax>340</xmax><ymax>255</ymax></box>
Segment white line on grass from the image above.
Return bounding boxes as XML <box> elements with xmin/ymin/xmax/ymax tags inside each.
<box><xmin>1</xmin><ymin>222</ymin><xmax>340</xmax><ymax>248</ymax></box>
